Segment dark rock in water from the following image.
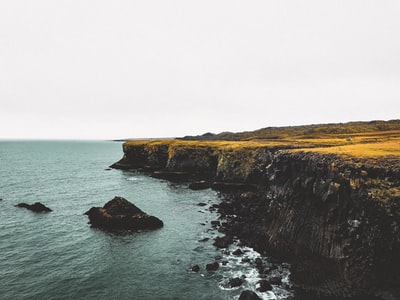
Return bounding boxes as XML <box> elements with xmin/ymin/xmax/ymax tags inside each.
<box><xmin>104</xmin><ymin>168</ymin><xmax>112</xmax><ymax>171</ymax></box>
<box><xmin>228</xmin><ymin>277</ymin><xmax>244</xmax><ymax>288</ymax></box>
<box><xmin>255</xmin><ymin>258</ymin><xmax>263</xmax><ymax>267</ymax></box>
<box><xmin>213</xmin><ymin>235</ymin><xmax>233</xmax><ymax>249</ymax></box>
<box><xmin>257</xmin><ymin>280</ymin><xmax>273</xmax><ymax>292</ymax></box>
<box><xmin>269</xmin><ymin>276</ymin><xmax>282</xmax><ymax>285</ymax></box>
<box><xmin>242</xmin><ymin>257</ymin><xmax>251</xmax><ymax>263</ymax></box>
<box><xmin>209</xmin><ymin>204</ymin><xmax>220</xmax><ymax>212</ymax></box>
<box><xmin>205</xmin><ymin>261</ymin><xmax>219</xmax><ymax>271</ymax></box>
<box><xmin>189</xmin><ymin>180</ymin><xmax>210</xmax><ymax>190</ymax></box>
<box><xmin>232</xmin><ymin>249</ymin><xmax>244</xmax><ymax>256</ymax></box>
<box><xmin>191</xmin><ymin>265</ymin><xmax>200</xmax><ymax>273</ymax></box>
<box><xmin>211</xmin><ymin>220</ymin><xmax>221</xmax><ymax>227</ymax></box>
<box><xmin>84</xmin><ymin>196</ymin><xmax>163</xmax><ymax>231</ymax></box>
<box><xmin>198</xmin><ymin>237</ymin><xmax>209</xmax><ymax>242</ymax></box>
<box><xmin>197</xmin><ymin>202</ymin><xmax>207</xmax><ymax>207</ymax></box>
<box><xmin>239</xmin><ymin>290</ymin><xmax>262</xmax><ymax>300</ymax></box>
<box><xmin>151</xmin><ymin>171</ymin><xmax>191</xmax><ymax>182</ymax></box>
<box><xmin>254</xmin><ymin>257</ymin><xmax>264</xmax><ymax>273</ymax></box>
<box><xmin>15</xmin><ymin>202</ymin><xmax>52</xmax><ymax>213</ymax></box>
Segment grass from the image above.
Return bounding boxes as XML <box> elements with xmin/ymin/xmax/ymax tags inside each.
<box><xmin>295</xmin><ymin>140</ymin><xmax>400</xmax><ymax>158</ymax></box>
<box><xmin>125</xmin><ymin>121</ymin><xmax>400</xmax><ymax>159</ymax></box>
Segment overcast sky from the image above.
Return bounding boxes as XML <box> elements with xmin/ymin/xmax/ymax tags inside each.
<box><xmin>1</xmin><ymin>1</ymin><xmax>399</xmax><ymax>140</ymax></box>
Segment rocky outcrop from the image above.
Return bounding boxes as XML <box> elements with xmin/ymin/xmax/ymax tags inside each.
<box><xmin>111</xmin><ymin>143</ymin><xmax>169</xmax><ymax>170</ymax></box>
<box><xmin>15</xmin><ymin>202</ymin><xmax>52</xmax><ymax>212</ymax></box>
<box><xmin>85</xmin><ymin>196</ymin><xmax>163</xmax><ymax>231</ymax></box>
<box><xmin>111</xmin><ymin>141</ymin><xmax>271</xmax><ymax>186</ymax></box>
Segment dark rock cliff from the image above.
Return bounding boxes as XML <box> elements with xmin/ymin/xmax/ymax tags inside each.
<box><xmin>111</xmin><ymin>142</ymin><xmax>271</xmax><ymax>185</ymax></box>
<box><xmin>262</xmin><ymin>151</ymin><xmax>400</xmax><ymax>298</ymax></box>
<box><xmin>111</xmin><ymin>142</ymin><xmax>400</xmax><ymax>299</ymax></box>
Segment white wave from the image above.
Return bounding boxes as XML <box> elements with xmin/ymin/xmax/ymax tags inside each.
<box><xmin>216</xmin><ymin>242</ymin><xmax>294</xmax><ymax>300</ymax></box>
<box><xmin>125</xmin><ymin>176</ymin><xmax>140</xmax><ymax>181</ymax></box>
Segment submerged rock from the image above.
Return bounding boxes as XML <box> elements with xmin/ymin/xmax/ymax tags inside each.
<box><xmin>15</xmin><ymin>202</ymin><xmax>52</xmax><ymax>212</ymax></box>
<box><xmin>191</xmin><ymin>265</ymin><xmax>200</xmax><ymax>273</ymax></box>
<box><xmin>84</xmin><ymin>196</ymin><xmax>163</xmax><ymax>231</ymax></box>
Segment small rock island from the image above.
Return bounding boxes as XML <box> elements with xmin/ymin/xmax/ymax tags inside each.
<box><xmin>85</xmin><ymin>196</ymin><xmax>163</xmax><ymax>231</ymax></box>
<box><xmin>15</xmin><ymin>202</ymin><xmax>52</xmax><ymax>213</ymax></box>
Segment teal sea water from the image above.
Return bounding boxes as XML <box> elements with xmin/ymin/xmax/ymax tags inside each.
<box><xmin>0</xmin><ymin>141</ymin><xmax>292</xmax><ymax>300</ymax></box>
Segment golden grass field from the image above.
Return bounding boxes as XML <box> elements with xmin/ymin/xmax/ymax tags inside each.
<box><xmin>125</xmin><ymin>128</ymin><xmax>400</xmax><ymax>159</ymax></box>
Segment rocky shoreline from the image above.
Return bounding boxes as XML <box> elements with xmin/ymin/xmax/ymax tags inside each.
<box><xmin>111</xmin><ymin>140</ymin><xmax>400</xmax><ymax>299</ymax></box>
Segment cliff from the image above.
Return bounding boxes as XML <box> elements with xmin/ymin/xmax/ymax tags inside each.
<box><xmin>112</xmin><ymin>140</ymin><xmax>273</xmax><ymax>185</ymax></box>
<box><xmin>111</xmin><ymin>127</ymin><xmax>400</xmax><ymax>299</ymax></box>
<box><xmin>263</xmin><ymin>151</ymin><xmax>400</xmax><ymax>298</ymax></box>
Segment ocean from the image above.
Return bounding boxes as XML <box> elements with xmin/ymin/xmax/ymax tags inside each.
<box><xmin>0</xmin><ymin>141</ymin><xmax>292</xmax><ymax>300</ymax></box>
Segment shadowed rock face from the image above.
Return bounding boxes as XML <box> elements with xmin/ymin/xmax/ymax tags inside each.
<box><xmin>111</xmin><ymin>143</ymin><xmax>271</xmax><ymax>185</ymax></box>
<box><xmin>263</xmin><ymin>152</ymin><xmax>400</xmax><ymax>298</ymax></box>
<box><xmin>216</xmin><ymin>151</ymin><xmax>400</xmax><ymax>298</ymax></box>
<box><xmin>15</xmin><ymin>202</ymin><xmax>52</xmax><ymax>212</ymax></box>
<box><xmin>84</xmin><ymin>196</ymin><xmax>163</xmax><ymax>231</ymax></box>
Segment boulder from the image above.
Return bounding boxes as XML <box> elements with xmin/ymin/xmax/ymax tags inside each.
<box><xmin>239</xmin><ymin>290</ymin><xmax>262</xmax><ymax>300</ymax></box>
<box><xmin>15</xmin><ymin>202</ymin><xmax>52</xmax><ymax>212</ymax></box>
<box><xmin>228</xmin><ymin>277</ymin><xmax>244</xmax><ymax>288</ymax></box>
<box><xmin>211</xmin><ymin>220</ymin><xmax>221</xmax><ymax>227</ymax></box>
<box><xmin>191</xmin><ymin>265</ymin><xmax>200</xmax><ymax>273</ymax></box>
<box><xmin>205</xmin><ymin>261</ymin><xmax>219</xmax><ymax>271</ymax></box>
<box><xmin>257</xmin><ymin>280</ymin><xmax>273</xmax><ymax>292</ymax></box>
<box><xmin>232</xmin><ymin>249</ymin><xmax>244</xmax><ymax>256</ymax></box>
<box><xmin>269</xmin><ymin>276</ymin><xmax>282</xmax><ymax>285</ymax></box>
<box><xmin>84</xmin><ymin>196</ymin><xmax>163</xmax><ymax>231</ymax></box>
<box><xmin>213</xmin><ymin>235</ymin><xmax>233</xmax><ymax>249</ymax></box>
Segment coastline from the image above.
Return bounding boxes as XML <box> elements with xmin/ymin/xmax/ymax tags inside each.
<box><xmin>111</xmin><ymin>123</ymin><xmax>400</xmax><ymax>299</ymax></box>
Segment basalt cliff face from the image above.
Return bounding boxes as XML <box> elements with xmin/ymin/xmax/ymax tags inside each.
<box><xmin>111</xmin><ymin>141</ymin><xmax>400</xmax><ymax>299</ymax></box>
<box><xmin>263</xmin><ymin>152</ymin><xmax>400</xmax><ymax>298</ymax></box>
<box><xmin>112</xmin><ymin>142</ymin><xmax>271</xmax><ymax>185</ymax></box>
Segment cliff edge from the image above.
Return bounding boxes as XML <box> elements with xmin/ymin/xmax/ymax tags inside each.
<box><xmin>111</xmin><ymin>122</ymin><xmax>400</xmax><ymax>299</ymax></box>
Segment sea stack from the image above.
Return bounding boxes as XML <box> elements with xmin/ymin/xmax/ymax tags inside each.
<box><xmin>84</xmin><ymin>196</ymin><xmax>163</xmax><ymax>231</ymax></box>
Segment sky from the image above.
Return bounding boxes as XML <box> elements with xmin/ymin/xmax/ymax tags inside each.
<box><xmin>1</xmin><ymin>1</ymin><xmax>399</xmax><ymax>140</ymax></box>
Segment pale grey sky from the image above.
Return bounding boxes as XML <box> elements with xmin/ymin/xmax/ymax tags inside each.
<box><xmin>1</xmin><ymin>1</ymin><xmax>399</xmax><ymax>140</ymax></box>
